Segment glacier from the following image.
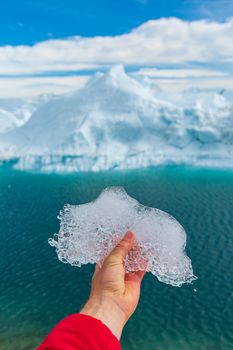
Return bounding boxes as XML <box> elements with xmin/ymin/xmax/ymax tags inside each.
<box><xmin>0</xmin><ymin>65</ymin><xmax>233</xmax><ymax>172</ymax></box>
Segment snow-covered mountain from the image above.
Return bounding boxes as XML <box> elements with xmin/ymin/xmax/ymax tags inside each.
<box><xmin>0</xmin><ymin>65</ymin><xmax>233</xmax><ymax>172</ymax></box>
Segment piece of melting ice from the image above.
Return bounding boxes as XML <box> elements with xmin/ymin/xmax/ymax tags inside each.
<box><xmin>49</xmin><ymin>187</ymin><xmax>196</xmax><ymax>287</ymax></box>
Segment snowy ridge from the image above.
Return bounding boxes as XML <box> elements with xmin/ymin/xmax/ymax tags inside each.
<box><xmin>0</xmin><ymin>65</ymin><xmax>233</xmax><ymax>172</ymax></box>
<box><xmin>0</xmin><ymin>94</ymin><xmax>54</xmax><ymax>134</ymax></box>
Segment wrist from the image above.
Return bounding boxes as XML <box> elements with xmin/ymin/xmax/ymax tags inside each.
<box><xmin>80</xmin><ymin>296</ymin><xmax>126</xmax><ymax>340</ymax></box>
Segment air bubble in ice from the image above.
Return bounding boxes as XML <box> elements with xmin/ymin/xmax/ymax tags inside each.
<box><xmin>49</xmin><ymin>187</ymin><xmax>196</xmax><ymax>287</ymax></box>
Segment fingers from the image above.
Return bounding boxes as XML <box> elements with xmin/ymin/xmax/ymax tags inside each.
<box><xmin>92</xmin><ymin>262</ymin><xmax>101</xmax><ymax>279</ymax></box>
<box><xmin>135</xmin><ymin>270</ymin><xmax>146</xmax><ymax>283</ymax></box>
<box><xmin>124</xmin><ymin>270</ymin><xmax>146</xmax><ymax>303</ymax></box>
<box><xmin>109</xmin><ymin>231</ymin><xmax>135</xmax><ymax>263</ymax></box>
<box><xmin>125</xmin><ymin>270</ymin><xmax>146</xmax><ymax>284</ymax></box>
<box><xmin>95</xmin><ymin>263</ymin><xmax>101</xmax><ymax>273</ymax></box>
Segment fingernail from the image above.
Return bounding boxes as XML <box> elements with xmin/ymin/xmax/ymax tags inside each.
<box><xmin>125</xmin><ymin>231</ymin><xmax>134</xmax><ymax>240</ymax></box>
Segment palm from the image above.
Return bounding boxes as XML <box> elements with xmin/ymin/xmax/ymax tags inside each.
<box><xmin>92</xmin><ymin>255</ymin><xmax>144</xmax><ymax>319</ymax></box>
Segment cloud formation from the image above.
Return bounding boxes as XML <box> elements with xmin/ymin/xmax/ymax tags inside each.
<box><xmin>1</xmin><ymin>17</ymin><xmax>233</xmax><ymax>75</ymax></box>
<box><xmin>0</xmin><ymin>76</ymin><xmax>88</xmax><ymax>98</ymax></box>
<box><xmin>137</xmin><ymin>68</ymin><xmax>228</xmax><ymax>78</ymax></box>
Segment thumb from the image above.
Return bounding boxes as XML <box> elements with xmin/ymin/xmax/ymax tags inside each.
<box><xmin>108</xmin><ymin>231</ymin><xmax>135</xmax><ymax>263</ymax></box>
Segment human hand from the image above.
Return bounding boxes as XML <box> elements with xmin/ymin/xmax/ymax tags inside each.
<box><xmin>80</xmin><ymin>231</ymin><xmax>145</xmax><ymax>339</ymax></box>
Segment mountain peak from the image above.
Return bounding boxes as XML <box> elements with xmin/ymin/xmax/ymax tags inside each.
<box><xmin>107</xmin><ymin>64</ymin><xmax>126</xmax><ymax>78</ymax></box>
<box><xmin>101</xmin><ymin>64</ymin><xmax>154</xmax><ymax>99</ymax></box>
<box><xmin>85</xmin><ymin>64</ymin><xmax>152</xmax><ymax>99</ymax></box>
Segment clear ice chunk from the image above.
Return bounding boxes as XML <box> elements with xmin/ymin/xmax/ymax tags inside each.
<box><xmin>49</xmin><ymin>187</ymin><xmax>196</xmax><ymax>287</ymax></box>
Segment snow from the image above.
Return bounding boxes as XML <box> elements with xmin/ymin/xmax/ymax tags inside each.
<box><xmin>0</xmin><ymin>94</ymin><xmax>54</xmax><ymax>133</ymax></box>
<box><xmin>0</xmin><ymin>65</ymin><xmax>232</xmax><ymax>172</ymax></box>
<box><xmin>0</xmin><ymin>108</ymin><xmax>19</xmax><ymax>134</ymax></box>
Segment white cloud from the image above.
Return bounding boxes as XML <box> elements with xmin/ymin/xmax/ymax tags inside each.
<box><xmin>1</xmin><ymin>72</ymin><xmax>232</xmax><ymax>99</ymax></box>
<box><xmin>1</xmin><ymin>17</ymin><xmax>233</xmax><ymax>75</ymax></box>
<box><xmin>0</xmin><ymin>76</ymin><xmax>88</xmax><ymax>98</ymax></box>
<box><xmin>1</xmin><ymin>17</ymin><xmax>233</xmax><ymax>97</ymax></box>
<box><xmin>155</xmin><ymin>77</ymin><xmax>233</xmax><ymax>92</ymax></box>
<box><xmin>137</xmin><ymin>68</ymin><xmax>228</xmax><ymax>78</ymax></box>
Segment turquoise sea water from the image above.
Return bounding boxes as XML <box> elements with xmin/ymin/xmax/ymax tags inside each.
<box><xmin>0</xmin><ymin>166</ymin><xmax>233</xmax><ymax>350</ymax></box>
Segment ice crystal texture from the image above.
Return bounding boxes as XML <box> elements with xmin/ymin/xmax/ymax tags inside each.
<box><xmin>49</xmin><ymin>187</ymin><xmax>196</xmax><ymax>286</ymax></box>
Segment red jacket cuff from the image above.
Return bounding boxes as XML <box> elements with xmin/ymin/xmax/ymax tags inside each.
<box><xmin>37</xmin><ymin>313</ymin><xmax>121</xmax><ymax>350</ymax></box>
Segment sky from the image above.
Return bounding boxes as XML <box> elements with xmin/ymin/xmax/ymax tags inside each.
<box><xmin>0</xmin><ymin>0</ymin><xmax>233</xmax><ymax>97</ymax></box>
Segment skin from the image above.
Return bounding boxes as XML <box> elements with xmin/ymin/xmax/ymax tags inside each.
<box><xmin>80</xmin><ymin>231</ymin><xmax>145</xmax><ymax>339</ymax></box>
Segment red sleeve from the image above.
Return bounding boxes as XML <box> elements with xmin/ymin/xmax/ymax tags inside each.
<box><xmin>37</xmin><ymin>313</ymin><xmax>121</xmax><ymax>350</ymax></box>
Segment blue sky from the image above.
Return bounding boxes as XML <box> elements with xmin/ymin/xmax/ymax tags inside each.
<box><xmin>1</xmin><ymin>0</ymin><xmax>233</xmax><ymax>45</ymax></box>
<box><xmin>0</xmin><ymin>0</ymin><xmax>233</xmax><ymax>97</ymax></box>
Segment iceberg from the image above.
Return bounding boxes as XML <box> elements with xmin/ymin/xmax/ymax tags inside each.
<box><xmin>49</xmin><ymin>187</ymin><xmax>196</xmax><ymax>287</ymax></box>
<box><xmin>0</xmin><ymin>65</ymin><xmax>232</xmax><ymax>171</ymax></box>
<box><xmin>0</xmin><ymin>108</ymin><xmax>19</xmax><ymax>134</ymax></box>
<box><xmin>0</xmin><ymin>94</ymin><xmax>53</xmax><ymax>134</ymax></box>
